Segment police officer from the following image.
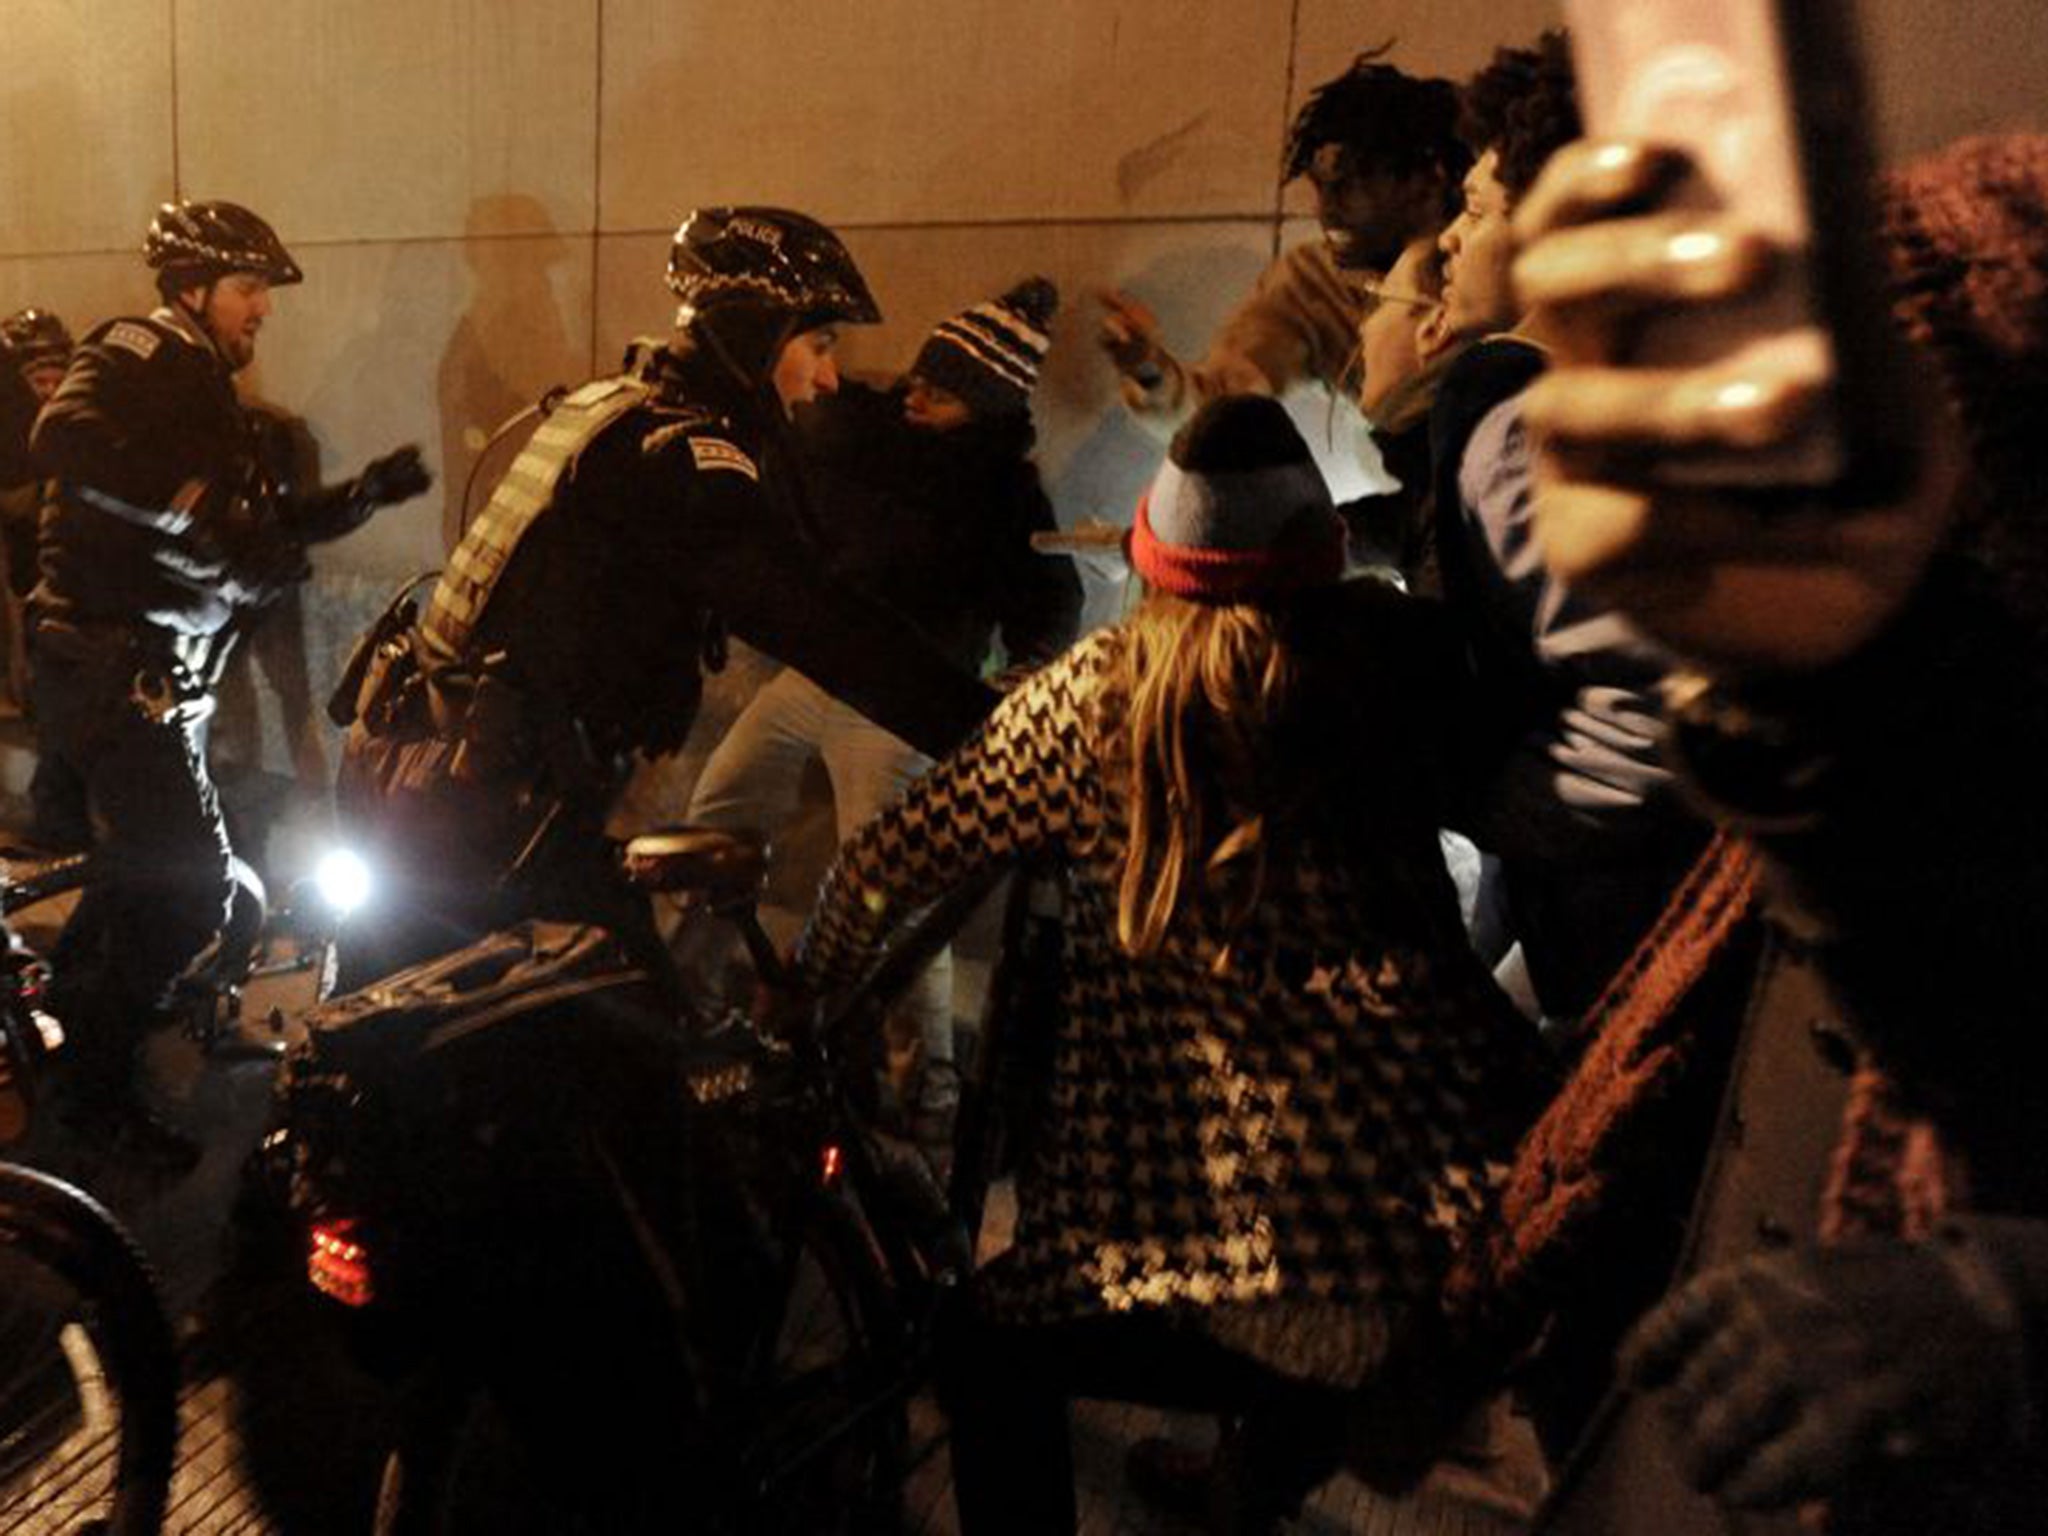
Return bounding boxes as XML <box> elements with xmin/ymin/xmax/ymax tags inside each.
<box><xmin>1</xmin><ymin>307</ymin><xmax>72</xmax><ymax>487</ymax></box>
<box><xmin>336</xmin><ymin>206</ymin><xmax>999</xmax><ymax>988</ymax></box>
<box><xmin>30</xmin><ymin>199</ymin><xmax>431</xmax><ymax>1171</ymax></box>
<box><xmin>1</xmin><ymin>308</ymin><xmax>72</xmax><ymax>702</ymax></box>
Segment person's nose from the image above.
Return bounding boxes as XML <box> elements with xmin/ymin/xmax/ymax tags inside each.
<box><xmin>816</xmin><ymin>356</ymin><xmax>840</xmax><ymax>395</ymax></box>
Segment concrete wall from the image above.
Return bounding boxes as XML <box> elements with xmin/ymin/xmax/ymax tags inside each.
<box><xmin>3</xmin><ymin>0</ymin><xmax>2045</xmax><ymax>793</ymax></box>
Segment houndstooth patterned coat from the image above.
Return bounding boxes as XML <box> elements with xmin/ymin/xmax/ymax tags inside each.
<box><xmin>799</xmin><ymin>616</ymin><xmax>1548</xmax><ymax>1389</ymax></box>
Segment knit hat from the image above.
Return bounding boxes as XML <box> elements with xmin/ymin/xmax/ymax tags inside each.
<box><xmin>1881</xmin><ymin>134</ymin><xmax>2048</xmax><ymax>508</ymax></box>
<box><xmin>909</xmin><ymin>277</ymin><xmax>1058</xmax><ymax>418</ymax></box>
<box><xmin>1129</xmin><ymin>395</ymin><xmax>1346</xmax><ymax>601</ymax></box>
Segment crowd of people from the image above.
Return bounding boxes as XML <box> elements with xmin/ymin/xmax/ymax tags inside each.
<box><xmin>5</xmin><ymin>18</ymin><xmax>2047</xmax><ymax>1535</ymax></box>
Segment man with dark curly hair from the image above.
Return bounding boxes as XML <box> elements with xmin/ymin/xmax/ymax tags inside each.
<box><xmin>1425</xmin><ymin>36</ymin><xmax>1721</xmax><ymax>1463</ymax></box>
<box><xmin>1439</xmin><ymin>31</ymin><xmax>1582</xmax><ymax>343</ymax></box>
<box><xmin>1418</xmin><ymin>30</ymin><xmax>1716</xmax><ymax>1038</ymax></box>
<box><xmin>1098</xmin><ymin>47</ymin><xmax>1469</xmax><ymax>433</ymax></box>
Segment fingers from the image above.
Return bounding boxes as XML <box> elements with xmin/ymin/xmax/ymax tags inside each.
<box><xmin>1514</xmin><ymin>214</ymin><xmax>1775</xmax><ymax>344</ymax></box>
<box><xmin>366</xmin><ymin>444</ymin><xmax>433</xmax><ymax>505</ymax></box>
<box><xmin>1623</xmin><ymin>1267</ymin><xmax>1744</xmax><ymax>1391</ymax></box>
<box><xmin>1512</xmin><ymin>139</ymin><xmax>1693</xmax><ymax>246</ymax></box>
<box><xmin>1675</xmin><ymin>1337</ymin><xmax>1802</xmax><ymax>1495</ymax></box>
<box><xmin>1714</xmin><ymin>1380</ymin><xmax>1893</xmax><ymax>1509</ymax></box>
<box><xmin>1094</xmin><ymin>286</ymin><xmax>1158</xmax><ymax>334</ymax></box>
<box><xmin>1522</xmin><ymin>349</ymin><xmax>1828</xmax><ymax>463</ymax></box>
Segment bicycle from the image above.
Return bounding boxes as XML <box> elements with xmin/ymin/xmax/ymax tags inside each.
<box><xmin>0</xmin><ymin>848</ymin><xmax>181</xmax><ymax>1536</ymax></box>
<box><xmin>256</xmin><ymin>824</ymin><xmax>1034</xmax><ymax>1534</ymax></box>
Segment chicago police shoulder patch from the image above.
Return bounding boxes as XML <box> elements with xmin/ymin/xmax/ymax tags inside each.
<box><xmin>102</xmin><ymin>320</ymin><xmax>162</xmax><ymax>359</ymax></box>
<box><xmin>686</xmin><ymin>436</ymin><xmax>759</xmax><ymax>481</ymax></box>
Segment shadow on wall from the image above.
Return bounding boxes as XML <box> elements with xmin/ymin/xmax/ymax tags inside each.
<box><xmin>438</xmin><ymin>195</ymin><xmax>578</xmax><ymax>549</ymax></box>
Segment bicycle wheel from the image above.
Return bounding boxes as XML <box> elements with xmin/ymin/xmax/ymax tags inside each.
<box><xmin>372</xmin><ymin>1188</ymin><xmax>906</xmax><ymax>1536</ymax></box>
<box><xmin>734</xmin><ymin>1188</ymin><xmax>908</xmax><ymax>1536</ymax></box>
<box><xmin>0</xmin><ymin>1164</ymin><xmax>178</xmax><ymax>1536</ymax></box>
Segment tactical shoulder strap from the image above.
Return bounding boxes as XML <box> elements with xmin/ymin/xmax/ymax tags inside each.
<box><xmin>422</xmin><ymin>376</ymin><xmax>650</xmax><ymax>657</ymax></box>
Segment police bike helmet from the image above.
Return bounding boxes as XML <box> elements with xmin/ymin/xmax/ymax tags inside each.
<box><xmin>1</xmin><ymin>308</ymin><xmax>73</xmax><ymax>374</ymax></box>
<box><xmin>665</xmin><ymin>207</ymin><xmax>880</xmax><ymax>388</ymax></box>
<box><xmin>145</xmin><ymin>199</ymin><xmax>304</xmax><ymax>298</ymax></box>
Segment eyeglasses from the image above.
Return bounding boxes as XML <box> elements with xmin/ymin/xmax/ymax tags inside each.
<box><xmin>1357</xmin><ymin>281</ymin><xmax>1439</xmax><ymax>311</ymax></box>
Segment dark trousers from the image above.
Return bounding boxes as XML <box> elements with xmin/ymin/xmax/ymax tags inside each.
<box><xmin>935</xmin><ymin>1299</ymin><xmax>1351</xmax><ymax>1535</ymax></box>
<box><xmin>31</xmin><ymin>644</ymin><xmax>233</xmax><ymax>1097</ymax></box>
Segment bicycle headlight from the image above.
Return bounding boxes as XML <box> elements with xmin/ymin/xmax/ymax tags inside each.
<box><xmin>313</xmin><ymin>849</ymin><xmax>373</xmax><ymax>919</ymax></box>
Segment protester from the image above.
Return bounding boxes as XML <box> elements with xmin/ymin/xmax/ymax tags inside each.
<box><xmin>685</xmin><ymin>276</ymin><xmax>1080</xmax><ymax>1139</ymax></box>
<box><xmin>1098</xmin><ymin>48</ymin><xmax>1466</xmax><ymax>431</ymax></box>
<box><xmin>1492</xmin><ymin>129</ymin><xmax>2048</xmax><ymax>1535</ymax></box>
<box><xmin>797</xmin><ymin>394</ymin><xmax>1548</xmax><ymax>1534</ymax></box>
<box><xmin>1425</xmin><ymin>31</ymin><xmax>1710</xmax><ymax>1030</ymax></box>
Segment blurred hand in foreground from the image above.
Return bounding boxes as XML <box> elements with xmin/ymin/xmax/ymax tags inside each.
<box><xmin>1511</xmin><ymin>140</ymin><xmax>1962</xmax><ymax>674</ymax></box>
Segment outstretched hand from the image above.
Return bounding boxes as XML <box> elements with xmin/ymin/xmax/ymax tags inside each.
<box><xmin>1095</xmin><ymin>287</ymin><xmax>1167</xmax><ymax>381</ymax></box>
<box><xmin>357</xmin><ymin>444</ymin><xmax>433</xmax><ymax>509</ymax></box>
<box><xmin>1623</xmin><ymin>1235</ymin><xmax>2030</xmax><ymax>1510</ymax></box>
<box><xmin>1512</xmin><ymin>140</ymin><xmax>1961</xmax><ymax>674</ymax></box>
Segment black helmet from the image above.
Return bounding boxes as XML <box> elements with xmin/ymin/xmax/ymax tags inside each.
<box><xmin>144</xmin><ymin>199</ymin><xmax>304</xmax><ymax>289</ymax></box>
<box><xmin>665</xmin><ymin>208</ymin><xmax>880</xmax><ymax>331</ymax></box>
<box><xmin>0</xmin><ymin>308</ymin><xmax>73</xmax><ymax>370</ymax></box>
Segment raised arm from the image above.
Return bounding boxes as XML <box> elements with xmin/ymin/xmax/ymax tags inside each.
<box><xmin>796</xmin><ymin>634</ymin><xmax>1108</xmax><ymax>994</ymax></box>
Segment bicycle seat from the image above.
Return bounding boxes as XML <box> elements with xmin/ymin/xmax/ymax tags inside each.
<box><xmin>618</xmin><ymin>826</ymin><xmax>770</xmax><ymax>905</ymax></box>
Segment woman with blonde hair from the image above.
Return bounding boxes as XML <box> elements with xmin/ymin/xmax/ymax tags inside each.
<box><xmin>796</xmin><ymin>394</ymin><xmax>1547</xmax><ymax>1533</ymax></box>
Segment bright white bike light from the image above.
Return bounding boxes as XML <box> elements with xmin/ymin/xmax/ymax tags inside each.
<box><xmin>313</xmin><ymin>849</ymin><xmax>373</xmax><ymax>918</ymax></box>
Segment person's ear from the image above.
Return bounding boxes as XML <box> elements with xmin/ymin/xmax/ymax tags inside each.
<box><xmin>1417</xmin><ymin>304</ymin><xmax>1451</xmax><ymax>359</ymax></box>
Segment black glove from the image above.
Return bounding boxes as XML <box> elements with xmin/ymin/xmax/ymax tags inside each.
<box><xmin>1623</xmin><ymin>1227</ymin><xmax>2034</xmax><ymax>1510</ymax></box>
<box><xmin>355</xmin><ymin>445</ymin><xmax>432</xmax><ymax>509</ymax></box>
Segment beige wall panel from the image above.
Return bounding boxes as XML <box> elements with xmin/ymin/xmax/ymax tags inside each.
<box><xmin>1861</xmin><ymin>0</ymin><xmax>2048</xmax><ymax>161</ymax></box>
<box><xmin>598</xmin><ymin>1</ymin><xmax>1292</xmax><ymax>230</ymax></box>
<box><xmin>1295</xmin><ymin>0</ymin><xmax>1563</xmax><ymax>87</ymax></box>
<box><xmin>175</xmin><ymin>0</ymin><xmax>598</xmax><ymax>244</ymax></box>
<box><xmin>243</xmin><ymin>234</ymin><xmax>594</xmax><ymax>578</ymax></box>
<box><xmin>0</xmin><ymin>253</ymin><xmax>157</xmax><ymax>340</ymax></box>
<box><xmin>0</xmin><ymin>0</ymin><xmax>174</xmax><ymax>256</ymax></box>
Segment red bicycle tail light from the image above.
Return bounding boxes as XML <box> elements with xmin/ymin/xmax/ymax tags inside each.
<box><xmin>820</xmin><ymin>1142</ymin><xmax>844</xmax><ymax>1187</ymax></box>
<box><xmin>309</xmin><ymin>1217</ymin><xmax>376</xmax><ymax>1308</ymax></box>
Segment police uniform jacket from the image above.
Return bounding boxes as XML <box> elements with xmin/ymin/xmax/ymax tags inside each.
<box><xmin>416</xmin><ymin>339</ymin><xmax>997</xmax><ymax>771</ymax></box>
<box><xmin>30</xmin><ymin>306</ymin><xmax>369</xmax><ymax>652</ymax></box>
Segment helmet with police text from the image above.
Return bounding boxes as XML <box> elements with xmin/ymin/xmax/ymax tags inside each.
<box><xmin>665</xmin><ymin>207</ymin><xmax>880</xmax><ymax>388</ymax></box>
<box><xmin>0</xmin><ymin>308</ymin><xmax>73</xmax><ymax>372</ymax></box>
<box><xmin>145</xmin><ymin>200</ymin><xmax>304</xmax><ymax>295</ymax></box>
<box><xmin>666</xmin><ymin>208</ymin><xmax>880</xmax><ymax>330</ymax></box>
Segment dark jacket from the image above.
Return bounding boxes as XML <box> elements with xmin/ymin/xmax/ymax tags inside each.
<box><xmin>30</xmin><ymin>306</ymin><xmax>371</xmax><ymax>653</ymax></box>
<box><xmin>1430</xmin><ymin>337</ymin><xmax>1708</xmax><ymax>1018</ymax></box>
<box><xmin>425</xmin><ymin>348</ymin><xmax>998</xmax><ymax>769</ymax></box>
<box><xmin>796</xmin><ymin>381</ymin><xmax>1081</xmax><ymax>673</ymax></box>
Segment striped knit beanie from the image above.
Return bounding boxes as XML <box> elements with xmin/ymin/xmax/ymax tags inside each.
<box><xmin>910</xmin><ymin>277</ymin><xmax>1058</xmax><ymax>418</ymax></box>
<box><xmin>1130</xmin><ymin>395</ymin><xmax>1346</xmax><ymax>602</ymax></box>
